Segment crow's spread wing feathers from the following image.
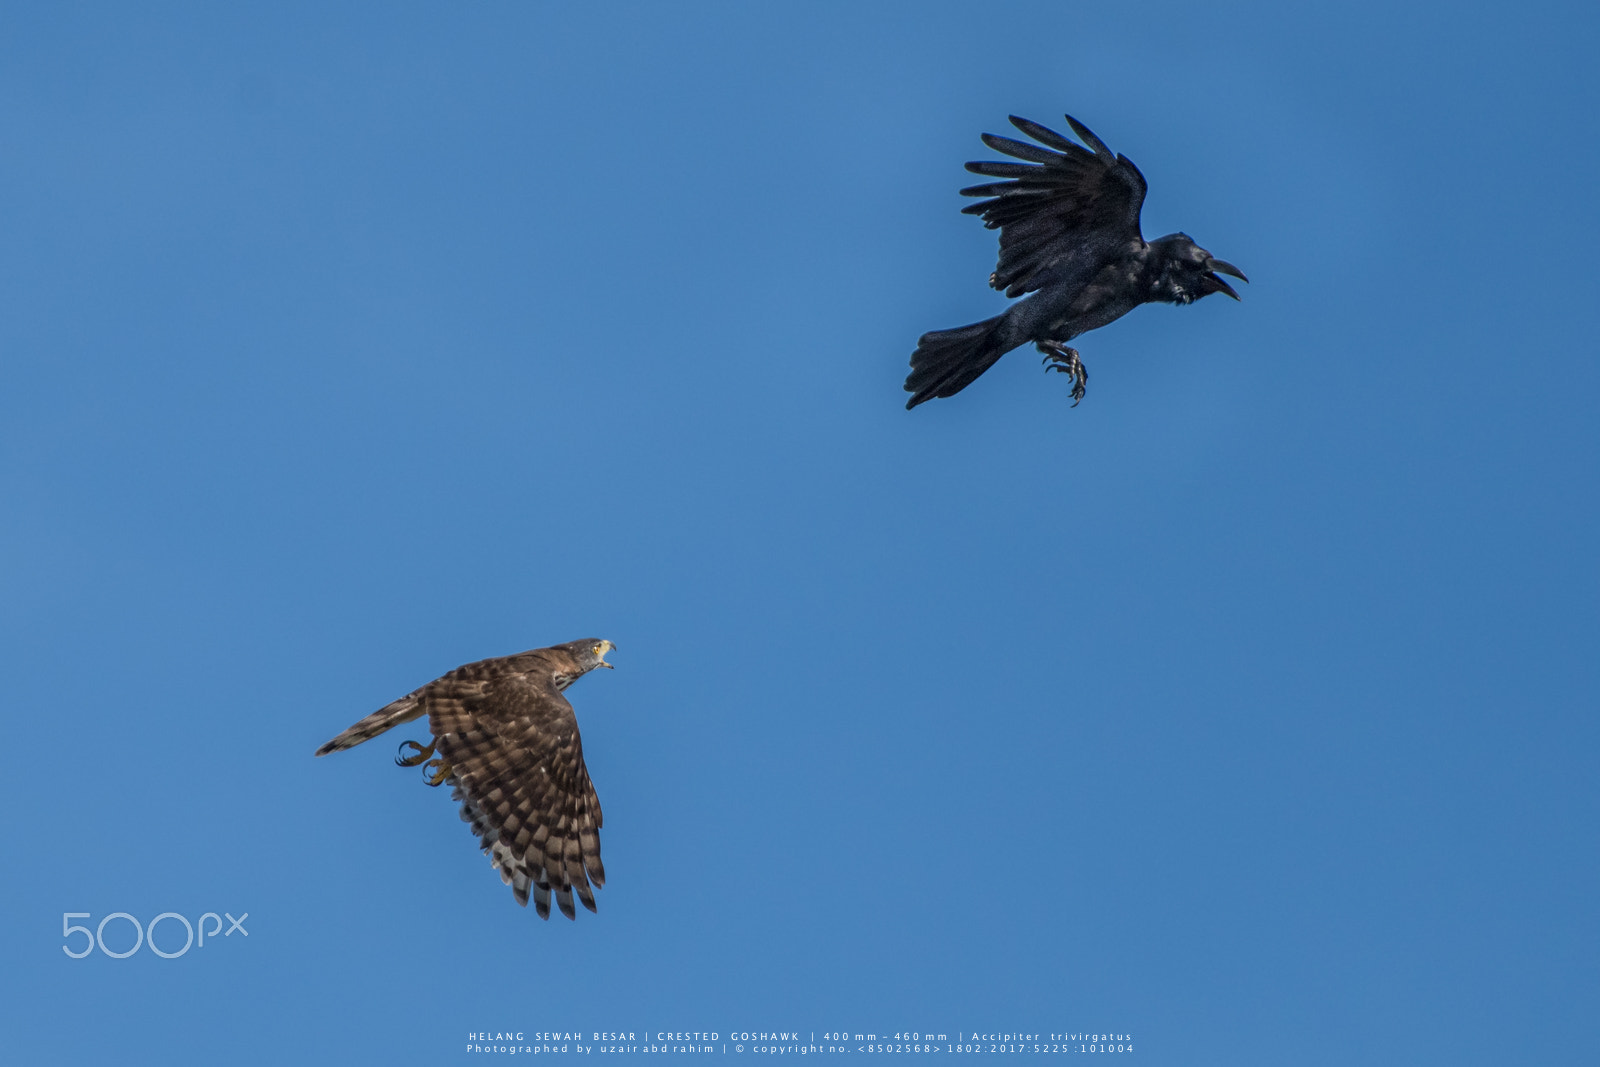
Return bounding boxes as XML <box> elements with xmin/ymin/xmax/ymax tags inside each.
<box><xmin>960</xmin><ymin>115</ymin><xmax>1147</xmax><ymax>297</ymax></box>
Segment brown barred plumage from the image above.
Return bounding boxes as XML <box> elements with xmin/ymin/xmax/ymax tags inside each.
<box><xmin>315</xmin><ymin>638</ymin><xmax>614</xmax><ymax>920</ymax></box>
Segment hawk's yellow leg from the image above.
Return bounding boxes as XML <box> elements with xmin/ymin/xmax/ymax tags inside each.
<box><xmin>422</xmin><ymin>758</ymin><xmax>453</xmax><ymax>787</ymax></box>
<box><xmin>395</xmin><ymin>738</ymin><xmax>436</xmax><ymax>766</ymax></box>
<box><xmin>396</xmin><ymin>738</ymin><xmax>452</xmax><ymax>786</ymax></box>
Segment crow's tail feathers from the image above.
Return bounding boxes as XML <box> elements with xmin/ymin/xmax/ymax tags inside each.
<box><xmin>903</xmin><ymin>315</ymin><xmax>1010</xmax><ymax>409</ymax></box>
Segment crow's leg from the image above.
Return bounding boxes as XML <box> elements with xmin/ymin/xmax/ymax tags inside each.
<box><xmin>1038</xmin><ymin>341</ymin><xmax>1088</xmax><ymax>405</ymax></box>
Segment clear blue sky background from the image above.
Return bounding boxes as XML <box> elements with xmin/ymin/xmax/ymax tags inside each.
<box><xmin>2</xmin><ymin>3</ymin><xmax>1596</xmax><ymax>1064</ymax></box>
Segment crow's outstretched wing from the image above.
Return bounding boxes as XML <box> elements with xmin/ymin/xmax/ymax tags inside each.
<box><xmin>960</xmin><ymin>115</ymin><xmax>1147</xmax><ymax>298</ymax></box>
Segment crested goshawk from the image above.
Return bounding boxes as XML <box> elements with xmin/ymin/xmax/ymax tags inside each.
<box><xmin>315</xmin><ymin>639</ymin><xmax>616</xmax><ymax>920</ymax></box>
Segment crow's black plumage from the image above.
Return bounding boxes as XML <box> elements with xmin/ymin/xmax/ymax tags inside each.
<box><xmin>904</xmin><ymin>113</ymin><xmax>1247</xmax><ymax>409</ymax></box>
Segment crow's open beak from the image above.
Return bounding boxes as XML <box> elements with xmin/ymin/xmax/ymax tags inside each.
<box><xmin>1207</xmin><ymin>258</ymin><xmax>1247</xmax><ymax>282</ymax></box>
<box><xmin>1202</xmin><ymin>258</ymin><xmax>1247</xmax><ymax>300</ymax></box>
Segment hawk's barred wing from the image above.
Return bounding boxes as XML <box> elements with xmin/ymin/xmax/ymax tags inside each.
<box><xmin>429</xmin><ymin>661</ymin><xmax>605</xmax><ymax>920</ymax></box>
<box><xmin>959</xmin><ymin>114</ymin><xmax>1148</xmax><ymax>298</ymax></box>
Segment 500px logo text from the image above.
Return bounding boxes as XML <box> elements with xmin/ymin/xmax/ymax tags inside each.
<box><xmin>61</xmin><ymin>911</ymin><xmax>248</xmax><ymax>959</ymax></box>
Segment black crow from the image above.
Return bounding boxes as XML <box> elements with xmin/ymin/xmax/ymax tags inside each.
<box><xmin>904</xmin><ymin>114</ymin><xmax>1247</xmax><ymax>409</ymax></box>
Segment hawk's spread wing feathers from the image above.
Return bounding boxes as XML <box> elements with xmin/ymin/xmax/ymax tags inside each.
<box><xmin>959</xmin><ymin>114</ymin><xmax>1147</xmax><ymax>297</ymax></box>
<box><xmin>315</xmin><ymin>641</ymin><xmax>611</xmax><ymax>921</ymax></box>
<box><xmin>427</xmin><ymin>654</ymin><xmax>604</xmax><ymax>920</ymax></box>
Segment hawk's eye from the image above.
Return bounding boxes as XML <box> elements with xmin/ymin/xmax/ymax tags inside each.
<box><xmin>592</xmin><ymin>645</ymin><xmax>602</xmax><ymax>655</ymax></box>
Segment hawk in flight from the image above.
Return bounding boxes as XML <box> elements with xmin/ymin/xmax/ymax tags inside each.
<box><xmin>315</xmin><ymin>639</ymin><xmax>616</xmax><ymax>920</ymax></box>
<box><xmin>904</xmin><ymin>113</ymin><xmax>1247</xmax><ymax>408</ymax></box>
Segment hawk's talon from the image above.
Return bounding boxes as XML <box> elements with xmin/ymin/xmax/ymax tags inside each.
<box><xmin>395</xmin><ymin>738</ymin><xmax>436</xmax><ymax>767</ymax></box>
<box><xmin>422</xmin><ymin>758</ymin><xmax>453</xmax><ymax>787</ymax></box>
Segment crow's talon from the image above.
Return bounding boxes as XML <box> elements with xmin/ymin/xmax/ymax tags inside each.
<box><xmin>1037</xmin><ymin>342</ymin><xmax>1088</xmax><ymax>404</ymax></box>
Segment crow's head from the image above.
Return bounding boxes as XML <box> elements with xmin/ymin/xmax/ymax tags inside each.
<box><xmin>1147</xmin><ymin>233</ymin><xmax>1248</xmax><ymax>305</ymax></box>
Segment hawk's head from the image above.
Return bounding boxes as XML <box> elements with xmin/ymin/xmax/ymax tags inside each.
<box><xmin>568</xmin><ymin>638</ymin><xmax>616</xmax><ymax>672</ymax></box>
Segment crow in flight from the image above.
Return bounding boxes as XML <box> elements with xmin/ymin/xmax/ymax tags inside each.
<box><xmin>904</xmin><ymin>113</ymin><xmax>1247</xmax><ymax>409</ymax></box>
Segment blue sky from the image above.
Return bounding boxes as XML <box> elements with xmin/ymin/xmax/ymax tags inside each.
<box><xmin>2</xmin><ymin>2</ymin><xmax>1596</xmax><ymax>1063</ymax></box>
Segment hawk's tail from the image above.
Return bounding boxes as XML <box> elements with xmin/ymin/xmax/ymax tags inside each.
<box><xmin>904</xmin><ymin>314</ymin><xmax>1013</xmax><ymax>409</ymax></box>
<box><xmin>314</xmin><ymin>691</ymin><xmax>426</xmax><ymax>757</ymax></box>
